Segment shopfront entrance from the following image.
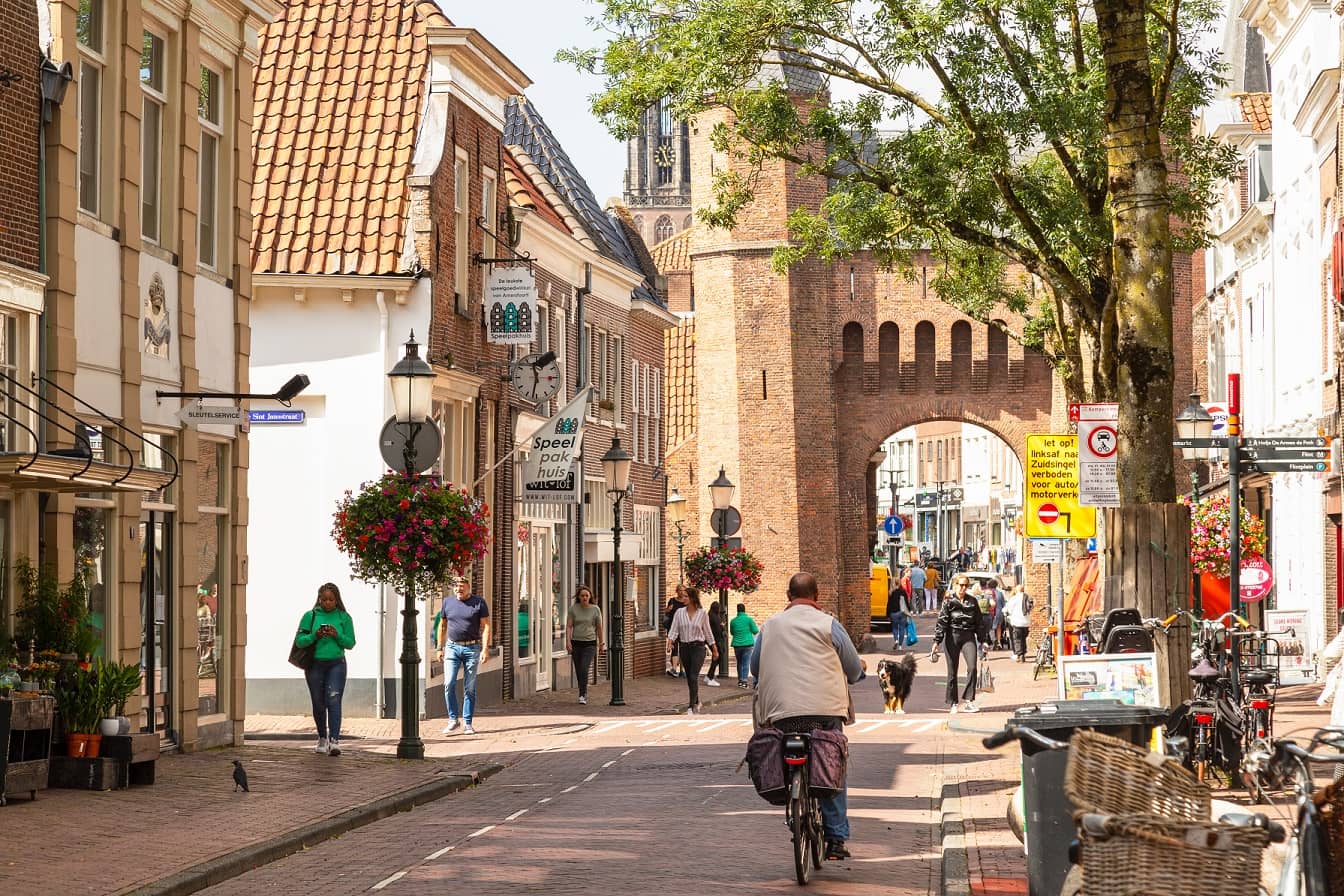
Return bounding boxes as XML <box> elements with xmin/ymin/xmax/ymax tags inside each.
<box><xmin>516</xmin><ymin>521</ymin><xmax>553</xmax><ymax>691</ymax></box>
<box><xmin>139</xmin><ymin>511</ymin><xmax>174</xmax><ymax>740</ymax></box>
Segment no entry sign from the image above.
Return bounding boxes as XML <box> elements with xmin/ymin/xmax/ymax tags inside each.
<box><xmin>1239</xmin><ymin>557</ymin><xmax>1274</xmax><ymax>603</ymax></box>
<box><xmin>1037</xmin><ymin>503</ymin><xmax>1060</xmax><ymax>525</ymax></box>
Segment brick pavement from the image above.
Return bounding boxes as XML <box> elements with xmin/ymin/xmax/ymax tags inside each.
<box><xmin>0</xmin><ymin>745</ymin><xmax>495</xmax><ymax>896</ymax></box>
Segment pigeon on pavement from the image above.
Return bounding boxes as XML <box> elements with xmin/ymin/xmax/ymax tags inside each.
<box><xmin>232</xmin><ymin>759</ymin><xmax>249</xmax><ymax>792</ymax></box>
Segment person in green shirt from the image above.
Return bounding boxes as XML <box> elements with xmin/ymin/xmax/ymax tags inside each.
<box><xmin>729</xmin><ymin>603</ymin><xmax>760</xmax><ymax>689</ymax></box>
<box><xmin>293</xmin><ymin>582</ymin><xmax>356</xmax><ymax>756</ymax></box>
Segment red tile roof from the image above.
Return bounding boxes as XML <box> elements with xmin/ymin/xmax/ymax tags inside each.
<box><xmin>650</xmin><ymin>227</ymin><xmax>692</xmax><ymax>274</ymax></box>
<box><xmin>1235</xmin><ymin>93</ymin><xmax>1272</xmax><ymax>133</ymax></box>
<box><xmin>252</xmin><ymin>0</ymin><xmax>450</xmax><ymax>275</ymax></box>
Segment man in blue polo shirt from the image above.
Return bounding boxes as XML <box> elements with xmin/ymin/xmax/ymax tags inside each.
<box><xmin>434</xmin><ymin>577</ymin><xmax>491</xmax><ymax>735</ymax></box>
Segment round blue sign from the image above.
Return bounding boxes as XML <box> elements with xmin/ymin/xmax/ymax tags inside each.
<box><xmin>883</xmin><ymin>515</ymin><xmax>904</xmax><ymax>537</ymax></box>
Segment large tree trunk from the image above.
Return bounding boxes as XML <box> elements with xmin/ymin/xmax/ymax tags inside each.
<box><xmin>1096</xmin><ymin>0</ymin><xmax>1177</xmax><ymax>504</ymax></box>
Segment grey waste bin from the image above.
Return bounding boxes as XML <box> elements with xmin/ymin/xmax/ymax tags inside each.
<box><xmin>1006</xmin><ymin>700</ymin><xmax>1169</xmax><ymax>896</ymax></box>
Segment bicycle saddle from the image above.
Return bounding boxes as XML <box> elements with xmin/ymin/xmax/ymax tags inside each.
<box><xmin>1189</xmin><ymin>658</ymin><xmax>1222</xmax><ymax>681</ymax></box>
<box><xmin>1243</xmin><ymin>670</ymin><xmax>1275</xmax><ymax>685</ymax></box>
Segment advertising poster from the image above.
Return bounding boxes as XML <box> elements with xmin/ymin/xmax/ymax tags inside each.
<box><xmin>1058</xmin><ymin>653</ymin><xmax>1161</xmax><ymax>706</ymax></box>
<box><xmin>485</xmin><ymin>266</ymin><xmax>538</xmax><ymax>345</ymax></box>
<box><xmin>519</xmin><ymin>389</ymin><xmax>591</xmax><ymax>503</ymax></box>
<box><xmin>1264</xmin><ymin>609</ymin><xmax>1313</xmax><ymax>680</ymax></box>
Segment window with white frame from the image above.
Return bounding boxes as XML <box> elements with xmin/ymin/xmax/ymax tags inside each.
<box><xmin>612</xmin><ymin>336</ymin><xmax>623</xmax><ymax>423</ymax></box>
<box><xmin>554</xmin><ymin>307</ymin><xmax>567</xmax><ymax>406</ymax></box>
<box><xmin>631</xmin><ymin>360</ymin><xmax>640</xmax><ymax>460</ymax></box>
<box><xmin>454</xmin><ymin>151</ymin><xmax>469</xmax><ymax>315</ymax></box>
<box><xmin>198</xmin><ymin>65</ymin><xmax>224</xmax><ymax>269</ymax></box>
<box><xmin>581</xmin><ymin>322</ymin><xmax>592</xmax><ymax>389</ymax></box>
<box><xmin>140</xmin><ymin>31</ymin><xmax>167</xmax><ymax>243</ymax></box>
<box><xmin>481</xmin><ymin>168</ymin><xmax>497</xmax><ymax>261</ymax></box>
<box><xmin>433</xmin><ymin>396</ymin><xmax>475</xmax><ymax>490</ymax></box>
<box><xmin>0</xmin><ymin>312</ymin><xmax>19</xmax><ymax>453</ymax></box>
<box><xmin>651</xmin><ymin>367</ymin><xmax>661</xmax><ymax>466</ymax></box>
<box><xmin>633</xmin><ymin>506</ymin><xmax>661</xmax><ymax>631</ymax></box>
<box><xmin>1248</xmin><ymin>145</ymin><xmax>1272</xmax><ymax>204</ymax></box>
<box><xmin>77</xmin><ymin>0</ymin><xmax>106</xmax><ymax>216</ymax></box>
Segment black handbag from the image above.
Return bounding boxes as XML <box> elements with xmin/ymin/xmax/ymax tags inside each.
<box><xmin>288</xmin><ymin>611</ymin><xmax>317</xmax><ymax>670</ymax></box>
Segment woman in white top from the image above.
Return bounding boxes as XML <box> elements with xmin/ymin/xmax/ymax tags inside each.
<box><xmin>1004</xmin><ymin>585</ymin><xmax>1032</xmax><ymax>662</ymax></box>
<box><xmin>666</xmin><ymin>586</ymin><xmax>718</xmax><ymax>714</ymax></box>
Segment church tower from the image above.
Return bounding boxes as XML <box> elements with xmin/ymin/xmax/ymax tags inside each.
<box><xmin>623</xmin><ymin>98</ymin><xmax>692</xmax><ymax>246</ymax></box>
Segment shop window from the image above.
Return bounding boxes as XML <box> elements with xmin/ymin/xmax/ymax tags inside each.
<box><xmin>196</xmin><ymin>441</ymin><xmax>229</xmax><ymax>716</ymax></box>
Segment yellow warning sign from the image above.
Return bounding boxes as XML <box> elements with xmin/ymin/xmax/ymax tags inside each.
<box><xmin>1025</xmin><ymin>434</ymin><xmax>1097</xmax><ymax>539</ymax></box>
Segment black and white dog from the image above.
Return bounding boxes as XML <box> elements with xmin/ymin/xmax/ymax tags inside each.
<box><xmin>876</xmin><ymin>654</ymin><xmax>918</xmax><ymax>714</ymax></box>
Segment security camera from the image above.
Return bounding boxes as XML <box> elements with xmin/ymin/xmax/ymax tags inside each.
<box><xmin>273</xmin><ymin>374</ymin><xmax>310</xmax><ymax>404</ymax></box>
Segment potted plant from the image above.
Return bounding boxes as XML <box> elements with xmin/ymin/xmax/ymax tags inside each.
<box><xmin>95</xmin><ymin>659</ymin><xmax>141</xmax><ymax>736</ymax></box>
<box><xmin>55</xmin><ymin>666</ymin><xmax>103</xmax><ymax>757</ymax></box>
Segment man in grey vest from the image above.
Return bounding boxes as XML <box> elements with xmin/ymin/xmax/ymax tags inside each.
<box><xmin>750</xmin><ymin>572</ymin><xmax>866</xmax><ymax>861</ymax></box>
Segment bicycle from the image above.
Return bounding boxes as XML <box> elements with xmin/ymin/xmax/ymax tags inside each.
<box><xmin>1032</xmin><ymin>624</ymin><xmax>1057</xmax><ymax>680</ymax></box>
<box><xmin>782</xmin><ymin>732</ymin><xmax>824</xmax><ymax>884</ymax></box>
<box><xmin>1243</xmin><ymin>727</ymin><xmax>1344</xmax><ymax>896</ymax></box>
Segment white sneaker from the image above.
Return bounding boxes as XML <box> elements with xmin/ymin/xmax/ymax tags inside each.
<box><xmin>578</xmin><ymin>695</ymin><xmax>587</xmax><ymax>705</ymax></box>
<box><xmin>962</xmin><ymin>701</ymin><xmax>980</xmax><ymax>713</ymax></box>
<box><xmin>948</xmin><ymin>704</ymin><xmax>959</xmax><ymax>714</ymax></box>
<box><xmin>314</xmin><ymin>737</ymin><xmax>329</xmax><ymax>754</ymax></box>
<box><xmin>685</xmin><ymin>707</ymin><xmax>696</xmax><ymax>715</ymax></box>
<box><xmin>463</xmin><ymin>724</ymin><xmax>476</xmax><ymax>735</ymax></box>
<box><xmin>442</xmin><ymin>719</ymin><xmax>460</xmax><ymax>734</ymax></box>
<box><xmin>705</xmin><ymin>678</ymin><xmax>721</xmax><ymax>687</ymax></box>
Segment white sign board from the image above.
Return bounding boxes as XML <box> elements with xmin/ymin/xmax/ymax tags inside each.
<box><xmin>519</xmin><ymin>389</ymin><xmax>591</xmax><ymax>503</ymax></box>
<box><xmin>178</xmin><ymin>403</ymin><xmax>246</xmax><ymax>427</ymax></box>
<box><xmin>485</xmin><ymin>267</ymin><xmax>538</xmax><ymax>345</ymax></box>
<box><xmin>1264</xmin><ymin>609</ymin><xmax>1314</xmax><ymax>681</ymax></box>
<box><xmin>1077</xmin><ymin>403</ymin><xmax>1119</xmax><ymax>507</ymax></box>
<box><xmin>1031</xmin><ymin>539</ymin><xmax>1063</xmax><ymax>564</ymax></box>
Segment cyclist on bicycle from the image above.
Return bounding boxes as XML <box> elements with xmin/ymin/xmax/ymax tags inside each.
<box><xmin>750</xmin><ymin>572</ymin><xmax>866</xmax><ymax>861</ymax></box>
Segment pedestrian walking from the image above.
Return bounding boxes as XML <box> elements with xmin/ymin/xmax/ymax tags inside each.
<box><xmin>666</xmin><ymin>586</ymin><xmax>717</xmax><ymax>713</ymax></box>
<box><xmin>887</xmin><ymin>580</ymin><xmax>914</xmax><ymax>649</ymax></box>
<box><xmin>900</xmin><ymin>565</ymin><xmax>917</xmax><ymax>613</ymax></box>
<box><xmin>931</xmin><ymin>574</ymin><xmax>984</xmax><ymax>713</ymax></box>
<box><xmin>434</xmin><ymin>577</ymin><xmax>491</xmax><ymax>736</ymax></box>
<box><xmin>1319</xmin><ymin>627</ymin><xmax>1344</xmax><ymax>779</ymax></box>
<box><xmin>923</xmin><ymin>562</ymin><xmax>941</xmax><ymax>613</ymax></box>
<box><xmin>1004</xmin><ymin>584</ymin><xmax>1032</xmax><ymax>662</ymax></box>
<box><xmin>663</xmin><ymin>585</ymin><xmax>687</xmax><ymax>677</ymax></box>
<box><xmin>729</xmin><ymin>603</ymin><xmax>759</xmax><ymax>688</ymax></box>
<box><xmin>565</xmin><ymin>585</ymin><xmax>604</xmax><ymax>705</ymax></box>
<box><xmin>908</xmin><ymin>563</ymin><xmax>927</xmax><ymax>614</ymax></box>
<box><xmin>705</xmin><ymin>600</ymin><xmax>729</xmax><ymax>686</ymax></box>
<box><xmin>294</xmin><ymin>582</ymin><xmax>356</xmax><ymax>756</ymax></box>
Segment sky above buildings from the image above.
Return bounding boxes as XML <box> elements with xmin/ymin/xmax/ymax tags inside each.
<box><xmin>450</xmin><ymin>0</ymin><xmax>627</xmax><ymax>204</ymax></box>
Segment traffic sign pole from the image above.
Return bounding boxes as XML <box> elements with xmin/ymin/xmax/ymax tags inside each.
<box><xmin>1228</xmin><ymin>373</ymin><xmax>1241</xmax><ymax>616</ymax></box>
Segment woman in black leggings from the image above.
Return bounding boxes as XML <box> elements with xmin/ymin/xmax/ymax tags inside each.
<box><xmin>665</xmin><ymin>586</ymin><xmax>718</xmax><ymax>713</ymax></box>
<box><xmin>931</xmin><ymin>575</ymin><xmax>985</xmax><ymax>714</ymax></box>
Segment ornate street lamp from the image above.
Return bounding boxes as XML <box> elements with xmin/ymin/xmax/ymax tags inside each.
<box><xmin>666</xmin><ymin>487</ymin><xmax>688</xmax><ymax>577</ymax></box>
<box><xmin>602</xmin><ymin>436</ymin><xmax>633</xmax><ymax>706</ymax></box>
<box><xmin>708</xmin><ymin>467</ymin><xmax>735</xmax><ymax>682</ymax></box>
<box><xmin>387</xmin><ymin>331</ymin><xmax>435</xmax><ymax>760</ymax></box>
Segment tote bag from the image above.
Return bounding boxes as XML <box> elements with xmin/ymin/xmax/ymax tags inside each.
<box><xmin>906</xmin><ymin>618</ymin><xmax>919</xmax><ymax>647</ymax></box>
<box><xmin>288</xmin><ymin>611</ymin><xmax>317</xmax><ymax>670</ymax></box>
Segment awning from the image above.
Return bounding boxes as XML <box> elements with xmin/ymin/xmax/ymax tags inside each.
<box><xmin>0</xmin><ymin>453</ymin><xmax>175</xmax><ymax>493</ymax></box>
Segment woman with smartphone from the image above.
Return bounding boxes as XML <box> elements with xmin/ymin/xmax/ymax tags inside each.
<box><xmin>293</xmin><ymin>583</ymin><xmax>356</xmax><ymax>755</ymax></box>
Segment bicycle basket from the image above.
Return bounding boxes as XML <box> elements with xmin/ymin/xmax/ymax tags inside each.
<box><xmin>744</xmin><ymin>727</ymin><xmax>789</xmax><ymax>805</ymax></box>
<box><xmin>1315</xmin><ymin>776</ymin><xmax>1344</xmax><ymax>896</ymax></box>
<box><xmin>1064</xmin><ymin>729</ymin><xmax>1211</xmax><ymax>820</ymax></box>
<box><xmin>1077</xmin><ymin>813</ymin><xmax>1269</xmax><ymax>896</ymax></box>
<box><xmin>1234</xmin><ymin>635</ymin><xmax>1282</xmax><ymax>679</ymax></box>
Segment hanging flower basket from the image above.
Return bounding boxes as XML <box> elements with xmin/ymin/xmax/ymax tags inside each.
<box><xmin>683</xmin><ymin>546</ymin><xmax>764</xmax><ymax>594</ymax></box>
<box><xmin>1180</xmin><ymin>493</ymin><xmax>1267</xmax><ymax>579</ymax></box>
<box><xmin>332</xmin><ymin>472</ymin><xmax>491</xmax><ymax>595</ymax></box>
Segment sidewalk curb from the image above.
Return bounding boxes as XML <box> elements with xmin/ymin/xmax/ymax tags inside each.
<box><xmin>129</xmin><ymin>763</ymin><xmax>503</xmax><ymax>896</ymax></box>
<box><xmin>939</xmin><ymin>779</ymin><xmax>972</xmax><ymax>896</ymax></box>
<box><xmin>661</xmin><ymin>686</ymin><xmax>755</xmax><ymax>715</ymax></box>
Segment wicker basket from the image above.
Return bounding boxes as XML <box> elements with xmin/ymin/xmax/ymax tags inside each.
<box><xmin>1065</xmin><ymin>729</ymin><xmax>1211</xmax><ymax>820</ymax></box>
<box><xmin>1314</xmin><ymin>776</ymin><xmax>1344</xmax><ymax>896</ymax></box>
<box><xmin>1078</xmin><ymin>813</ymin><xmax>1270</xmax><ymax>896</ymax></box>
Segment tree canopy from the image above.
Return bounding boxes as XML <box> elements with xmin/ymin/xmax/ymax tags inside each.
<box><xmin>566</xmin><ymin>0</ymin><xmax>1238</xmax><ymax>501</ymax></box>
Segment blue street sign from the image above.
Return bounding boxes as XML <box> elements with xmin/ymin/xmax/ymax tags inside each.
<box><xmin>883</xmin><ymin>515</ymin><xmax>904</xmax><ymax>537</ymax></box>
<box><xmin>248</xmin><ymin>409</ymin><xmax>306</xmax><ymax>424</ymax></box>
<box><xmin>1086</xmin><ymin>536</ymin><xmax>1097</xmax><ymax>554</ymax></box>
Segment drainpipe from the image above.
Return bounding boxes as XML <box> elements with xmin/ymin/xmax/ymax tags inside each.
<box><xmin>374</xmin><ymin>290</ymin><xmax>390</xmax><ymax>717</ymax></box>
<box><xmin>576</xmin><ymin>264</ymin><xmax>590</xmax><ymax>582</ymax></box>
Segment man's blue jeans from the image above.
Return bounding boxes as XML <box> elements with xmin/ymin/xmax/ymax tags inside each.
<box><xmin>820</xmin><ymin>782</ymin><xmax>849</xmax><ymax>841</ymax></box>
<box><xmin>304</xmin><ymin>658</ymin><xmax>347</xmax><ymax>741</ymax></box>
<box><xmin>443</xmin><ymin>642</ymin><xmax>482</xmax><ymax>722</ymax></box>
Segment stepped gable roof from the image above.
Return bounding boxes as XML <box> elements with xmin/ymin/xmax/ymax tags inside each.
<box><xmin>1235</xmin><ymin>92</ymin><xmax>1272</xmax><ymax>132</ymax></box>
<box><xmin>504</xmin><ymin>95</ymin><xmax>660</xmax><ymax>303</ymax></box>
<box><xmin>252</xmin><ymin>0</ymin><xmax>450</xmax><ymax>275</ymax></box>
<box><xmin>650</xmin><ymin>227</ymin><xmax>692</xmax><ymax>274</ymax></box>
<box><xmin>502</xmin><ymin>148</ymin><xmax>570</xmax><ymax>236</ymax></box>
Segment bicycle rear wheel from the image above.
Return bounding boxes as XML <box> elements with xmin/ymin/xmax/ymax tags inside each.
<box><xmin>809</xmin><ymin>796</ymin><xmax>823</xmax><ymax>869</ymax></box>
<box><xmin>790</xmin><ymin>769</ymin><xmax>811</xmax><ymax>885</ymax></box>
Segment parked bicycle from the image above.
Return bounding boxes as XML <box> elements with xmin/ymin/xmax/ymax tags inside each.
<box><xmin>782</xmin><ymin>731</ymin><xmax>824</xmax><ymax>885</ymax></box>
<box><xmin>1032</xmin><ymin>624</ymin><xmax>1057</xmax><ymax>680</ymax></box>
<box><xmin>1167</xmin><ymin>611</ymin><xmax>1251</xmax><ymax>787</ymax></box>
<box><xmin>1243</xmin><ymin>727</ymin><xmax>1344</xmax><ymax>896</ymax></box>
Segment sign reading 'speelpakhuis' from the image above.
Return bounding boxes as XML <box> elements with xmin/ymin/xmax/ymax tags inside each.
<box><xmin>485</xmin><ymin>267</ymin><xmax>537</xmax><ymax>345</ymax></box>
<box><xmin>520</xmin><ymin>389</ymin><xmax>591</xmax><ymax>503</ymax></box>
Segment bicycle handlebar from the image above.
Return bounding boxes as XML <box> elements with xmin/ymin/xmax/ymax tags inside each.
<box><xmin>983</xmin><ymin>726</ymin><xmax>1069</xmax><ymax>752</ymax></box>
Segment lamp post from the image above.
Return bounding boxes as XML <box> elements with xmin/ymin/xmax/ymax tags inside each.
<box><xmin>666</xmin><ymin>487</ymin><xmax>688</xmax><ymax>578</ymax></box>
<box><xmin>1175</xmin><ymin>393</ymin><xmax>1216</xmax><ymax>618</ymax></box>
<box><xmin>387</xmin><ymin>332</ymin><xmax>434</xmax><ymax>760</ymax></box>
<box><xmin>602</xmin><ymin>436</ymin><xmax>633</xmax><ymax>706</ymax></box>
<box><xmin>708</xmin><ymin>467</ymin><xmax>735</xmax><ymax>681</ymax></box>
